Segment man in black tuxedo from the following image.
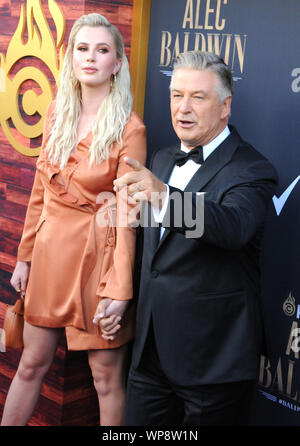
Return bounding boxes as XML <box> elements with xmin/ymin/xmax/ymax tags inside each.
<box><xmin>100</xmin><ymin>51</ymin><xmax>278</xmax><ymax>426</ymax></box>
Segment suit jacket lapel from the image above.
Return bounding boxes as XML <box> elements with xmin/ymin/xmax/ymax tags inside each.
<box><xmin>153</xmin><ymin>145</ymin><xmax>177</xmax><ymax>183</ymax></box>
<box><xmin>149</xmin><ymin>145</ymin><xmax>178</xmax><ymax>254</ymax></box>
<box><xmin>184</xmin><ymin>127</ymin><xmax>241</xmax><ymax>193</ymax></box>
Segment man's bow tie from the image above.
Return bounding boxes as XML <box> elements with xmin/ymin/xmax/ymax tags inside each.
<box><xmin>174</xmin><ymin>146</ymin><xmax>204</xmax><ymax>167</ymax></box>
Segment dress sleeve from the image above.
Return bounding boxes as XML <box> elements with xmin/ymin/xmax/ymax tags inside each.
<box><xmin>17</xmin><ymin>170</ymin><xmax>45</xmax><ymax>261</ymax></box>
<box><xmin>17</xmin><ymin>102</ymin><xmax>54</xmax><ymax>262</ymax></box>
<box><xmin>96</xmin><ymin>115</ymin><xmax>147</xmax><ymax>300</ymax></box>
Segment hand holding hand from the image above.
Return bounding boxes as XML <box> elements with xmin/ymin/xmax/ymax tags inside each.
<box><xmin>93</xmin><ymin>298</ymin><xmax>129</xmax><ymax>341</ymax></box>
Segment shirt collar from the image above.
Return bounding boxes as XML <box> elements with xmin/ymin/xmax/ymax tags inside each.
<box><xmin>180</xmin><ymin>126</ymin><xmax>230</xmax><ymax>161</ymax></box>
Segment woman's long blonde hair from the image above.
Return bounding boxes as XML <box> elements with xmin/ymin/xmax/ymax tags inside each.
<box><xmin>45</xmin><ymin>13</ymin><xmax>132</xmax><ymax>168</ymax></box>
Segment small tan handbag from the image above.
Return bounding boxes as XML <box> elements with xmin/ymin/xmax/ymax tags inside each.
<box><xmin>2</xmin><ymin>295</ymin><xmax>24</xmax><ymax>349</ymax></box>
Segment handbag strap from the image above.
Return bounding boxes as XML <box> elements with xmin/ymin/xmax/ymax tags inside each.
<box><xmin>11</xmin><ymin>297</ymin><xmax>24</xmax><ymax>316</ymax></box>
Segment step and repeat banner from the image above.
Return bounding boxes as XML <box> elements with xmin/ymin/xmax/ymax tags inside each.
<box><xmin>143</xmin><ymin>0</ymin><xmax>300</xmax><ymax>425</ymax></box>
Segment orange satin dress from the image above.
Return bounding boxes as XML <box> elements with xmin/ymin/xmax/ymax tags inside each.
<box><xmin>17</xmin><ymin>102</ymin><xmax>147</xmax><ymax>350</ymax></box>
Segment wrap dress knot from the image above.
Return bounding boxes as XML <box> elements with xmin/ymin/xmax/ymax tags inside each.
<box><xmin>17</xmin><ymin>102</ymin><xmax>147</xmax><ymax>350</ymax></box>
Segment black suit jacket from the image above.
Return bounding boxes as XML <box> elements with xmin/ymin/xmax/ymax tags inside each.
<box><xmin>131</xmin><ymin>126</ymin><xmax>278</xmax><ymax>387</ymax></box>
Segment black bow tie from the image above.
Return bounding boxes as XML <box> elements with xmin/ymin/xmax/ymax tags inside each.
<box><xmin>174</xmin><ymin>146</ymin><xmax>204</xmax><ymax>167</ymax></box>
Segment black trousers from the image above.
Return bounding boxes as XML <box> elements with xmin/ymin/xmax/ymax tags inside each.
<box><xmin>125</xmin><ymin>322</ymin><xmax>255</xmax><ymax>426</ymax></box>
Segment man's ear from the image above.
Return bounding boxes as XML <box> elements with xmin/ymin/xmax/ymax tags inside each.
<box><xmin>221</xmin><ymin>95</ymin><xmax>232</xmax><ymax>119</ymax></box>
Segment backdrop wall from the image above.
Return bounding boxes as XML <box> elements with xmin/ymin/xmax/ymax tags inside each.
<box><xmin>143</xmin><ymin>0</ymin><xmax>300</xmax><ymax>426</ymax></box>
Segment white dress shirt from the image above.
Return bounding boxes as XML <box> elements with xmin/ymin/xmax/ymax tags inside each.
<box><xmin>154</xmin><ymin>126</ymin><xmax>230</xmax><ymax>238</ymax></box>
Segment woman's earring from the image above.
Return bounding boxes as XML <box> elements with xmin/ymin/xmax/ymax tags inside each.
<box><xmin>110</xmin><ymin>73</ymin><xmax>117</xmax><ymax>92</ymax></box>
<box><xmin>72</xmin><ymin>79</ymin><xmax>80</xmax><ymax>89</ymax></box>
<box><xmin>71</xmin><ymin>71</ymin><xmax>80</xmax><ymax>89</ymax></box>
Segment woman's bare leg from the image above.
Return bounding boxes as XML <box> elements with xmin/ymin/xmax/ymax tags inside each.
<box><xmin>1</xmin><ymin>322</ymin><xmax>63</xmax><ymax>426</ymax></box>
<box><xmin>88</xmin><ymin>344</ymin><xmax>128</xmax><ymax>426</ymax></box>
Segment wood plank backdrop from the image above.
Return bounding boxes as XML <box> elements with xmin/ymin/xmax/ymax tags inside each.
<box><xmin>0</xmin><ymin>0</ymin><xmax>133</xmax><ymax>426</ymax></box>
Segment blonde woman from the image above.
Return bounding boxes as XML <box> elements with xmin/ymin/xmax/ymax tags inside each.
<box><xmin>1</xmin><ymin>13</ymin><xmax>146</xmax><ymax>426</ymax></box>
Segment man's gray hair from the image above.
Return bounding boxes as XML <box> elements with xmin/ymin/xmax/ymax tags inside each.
<box><xmin>171</xmin><ymin>51</ymin><xmax>234</xmax><ymax>103</ymax></box>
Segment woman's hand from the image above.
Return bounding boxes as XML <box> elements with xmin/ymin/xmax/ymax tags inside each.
<box><xmin>10</xmin><ymin>261</ymin><xmax>30</xmax><ymax>298</ymax></box>
<box><xmin>93</xmin><ymin>298</ymin><xmax>129</xmax><ymax>341</ymax></box>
